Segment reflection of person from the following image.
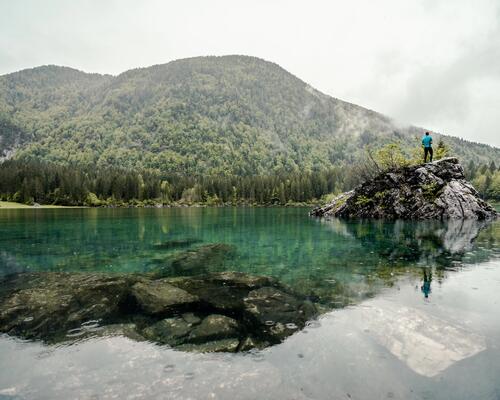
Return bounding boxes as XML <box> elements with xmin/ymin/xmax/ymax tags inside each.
<box><xmin>421</xmin><ymin>268</ymin><xmax>432</xmax><ymax>298</ymax></box>
<box><xmin>422</xmin><ymin>132</ymin><xmax>433</xmax><ymax>162</ymax></box>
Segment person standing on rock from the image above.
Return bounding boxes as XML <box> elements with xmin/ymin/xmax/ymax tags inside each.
<box><xmin>422</xmin><ymin>132</ymin><xmax>433</xmax><ymax>163</ymax></box>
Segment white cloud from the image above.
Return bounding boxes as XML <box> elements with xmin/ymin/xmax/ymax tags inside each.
<box><xmin>0</xmin><ymin>0</ymin><xmax>499</xmax><ymax>146</ymax></box>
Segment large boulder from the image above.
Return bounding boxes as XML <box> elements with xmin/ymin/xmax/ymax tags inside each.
<box><xmin>130</xmin><ymin>279</ymin><xmax>198</xmax><ymax>314</ymax></box>
<box><xmin>311</xmin><ymin>158</ymin><xmax>497</xmax><ymax>220</ymax></box>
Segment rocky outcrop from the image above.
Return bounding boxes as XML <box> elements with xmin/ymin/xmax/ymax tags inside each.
<box><xmin>311</xmin><ymin>158</ymin><xmax>497</xmax><ymax>220</ymax></box>
<box><xmin>0</xmin><ymin>270</ymin><xmax>320</xmax><ymax>352</ymax></box>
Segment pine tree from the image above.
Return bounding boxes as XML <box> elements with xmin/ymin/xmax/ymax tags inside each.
<box><xmin>435</xmin><ymin>139</ymin><xmax>450</xmax><ymax>160</ymax></box>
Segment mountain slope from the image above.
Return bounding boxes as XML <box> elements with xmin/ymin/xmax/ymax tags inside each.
<box><xmin>0</xmin><ymin>56</ymin><xmax>498</xmax><ymax>175</ymax></box>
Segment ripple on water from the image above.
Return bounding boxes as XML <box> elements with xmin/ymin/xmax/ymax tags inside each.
<box><xmin>184</xmin><ymin>372</ymin><xmax>195</xmax><ymax>380</ymax></box>
<box><xmin>66</xmin><ymin>328</ymin><xmax>87</xmax><ymax>338</ymax></box>
<box><xmin>249</xmin><ymin>351</ymin><xmax>266</xmax><ymax>362</ymax></box>
<box><xmin>164</xmin><ymin>364</ymin><xmax>175</xmax><ymax>373</ymax></box>
<box><xmin>80</xmin><ymin>320</ymin><xmax>100</xmax><ymax>329</ymax></box>
<box><xmin>66</xmin><ymin>320</ymin><xmax>102</xmax><ymax>337</ymax></box>
<box><xmin>306</xmin><ymin>320</ymin><xmax>321</xmax><ymax>329</ymax></box>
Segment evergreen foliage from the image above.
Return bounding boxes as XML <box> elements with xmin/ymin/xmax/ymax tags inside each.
<box><xmin>0</xmin><ymin>159</ymin><xmax>346</xmax><ymax>206</ymax></box>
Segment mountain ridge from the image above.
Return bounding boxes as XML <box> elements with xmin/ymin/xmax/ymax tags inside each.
<box><xmin>1</xmin><ymin>55</ymin><xmax>498</xmax><ymax>175</ymax></box>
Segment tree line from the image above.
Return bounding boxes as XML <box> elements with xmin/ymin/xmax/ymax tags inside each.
<box><xmin>466</xmin><ymin>160</ymin><xmax>500</xmax><ymax>201</ymax></box>
<box><xmin>1</xmin><ymin>146</ymin><xmax>498</xmax><ymax>207</ymax></box>
<box><xmin>0</xmin><ymin>159</ymin><xmax>348</xmax><ymax>206</ymax></box>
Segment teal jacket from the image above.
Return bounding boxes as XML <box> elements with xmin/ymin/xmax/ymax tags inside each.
<box><xmin>422</xmin><ymin>135</ymin><xmax>432</xmax><ymax>148</ymax></box>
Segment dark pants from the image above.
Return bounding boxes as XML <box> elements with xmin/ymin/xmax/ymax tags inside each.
<box><xmin>424</xmin><ymin>147</ymin><xmax>433</xmax><ymax>162</ymax></box>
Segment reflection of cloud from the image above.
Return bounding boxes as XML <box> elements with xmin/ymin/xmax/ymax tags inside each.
<box><xmin>363</xmin><ymin>300</ymin><xmax>486</xmax><ymax>377</ymax></box>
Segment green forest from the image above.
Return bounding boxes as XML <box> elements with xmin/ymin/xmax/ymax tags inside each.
<box><xmin>0</xmin><ymin>55</ymin><xmax>499</xmax><ymax>206</ymax></box>
<box><xmin>1</xmin><ymin>154</ymin><xmax>498</xmax><ymax>207</ymax></box>
<box><xmin>0</xmin><ymin>159</ymin><xmax>343</xmax><ymax>206</ymax></box>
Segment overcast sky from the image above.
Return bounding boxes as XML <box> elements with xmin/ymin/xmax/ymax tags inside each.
<box><xmin>1</xmin><ymin>0</ymin><xmax>499</xmax><ymax>147</ymax></box>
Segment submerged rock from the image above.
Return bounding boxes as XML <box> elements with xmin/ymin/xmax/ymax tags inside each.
<box><xmin>94</xmin><ymin>323</ymin><xmax>145</xmax><ymax>341</ymax></box>
<box><xmin>239</xmin><ymin>336</ymin><xmax>270</xmax><ymax>351</ymax></box>
<box><xmin>0</xmin><ymin>270</ymin><xmax>319</xmax><ymax>352</ymax></box>
<box><xmin>165</xmin><ymin>272</ymin><xmax>278</xmax><ymax>312</ymax></box>
<box><xmin>0</xmin><ymin>273</ymin><xmax>132</xmax><ymax>341</ymax></box>
<box><xmin>142</xmin><ymin>317</ymin><xmax>193</xmax><ymax>345</ymax></box>
<box><xmin>141</xmin><ymin>313</ymin><xmax>240</xmax><ymax>349</ymax></box>
<box><xmin>311</xmin><ymin>158</ymin><xmax>497</xmax><ymax>220</ymax></box>
<box><xmin>152</xmin><ymin>238</ymin><xmax>201</xmax><ymax>250</ymax></box>
<box><xmin>176</xmin><ymin>338</ymin><xmax>240</xmax><ymax>353</ymax></box>
<box><xmin>155</xmin><ymin>243</ymin><xmax>237</xmax><ymax>276</ymax></box>
<box><xmin>188</xmin><ymin>314</ymin><xmax>239</xmax><ymax>342</ymax></box>
<box><xmin>131</xmin><ymin>279</ymin><xmax>198</xmax><ymax>314</ymax></box>
<box><xmin>244</xmin><ymin>287</ymin><xmax>317</xmax><ymax>342</ymax></box>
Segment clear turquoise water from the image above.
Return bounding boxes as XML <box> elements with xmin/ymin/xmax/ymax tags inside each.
<box><xmin>0</xmin><ymin>207</ymin><xmax>499</xmax><ymax>399</ymax></box>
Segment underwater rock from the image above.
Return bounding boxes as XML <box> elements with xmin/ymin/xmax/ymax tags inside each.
<box><xmin>141</xmin><ymin>314</ymin><xmax>240</xmax><ymax>347</ymax></box>
<box><xmin>155</xmin><ymin>243</ymin><xmax>237</xmax><ymax>276</ymax></box>
<box><xmin>130</xmin><ymin>279</ymin><xmax>198</xmax><ymax>314</ymax></box>
<box><xmin>311</xmin><ymin>158</ymin><xmax>497</xmax><ymax>220</ymax></box>
<box><xmin>244</xmin><ymin>287</ymin><xmax>317</xmax><ymax>341</ymax></box>
<box><xmin>165</xmin><ymin>273</ymin><xmax>272</xmax><ymax>312</ymax></box>
<box><xmin>0</xmin><ymin>273</ymin><xmax>132</xmax><ymax>340</ymax></box>
<box><xmin>210</xmin><ymin>271</ymin><xmax>277</xmax><ymax>289</ymax></box>
<box><xmin>94</xmin><ymin>323</ymin><xmax>145</xmax><ymax>341</ymax></box>
<box><xmin>181</xmin><ymin>312</ymin><xmax>201</xmax><ymax>325</ymax></box>
<box><xmin>239</xmin><ymin>336</ymin><xmax>270</xmax><ymax>351</ymax></box>
<box><xmin>188</xmin><ymin>314</ymin><xmax>239</xmax><ymax>342</ymax></box>
<box><xmin>0</xmin><ymin>270</ymin><xmax>320</xmax><ymax>352</ymax></box>
<box><xmin>176</xmin><ymin>338</ymin><xmax>240</xmax><ymax>353</ymax></box>
<box><xmin>142</xmin><ymin>317</ymin><xmax>193</xmax><ymax>346</ymax></box>
<box><xmin>152</xmin><ymin>238</ymin><xmax>201</xmax><ymax>250</ymax></box>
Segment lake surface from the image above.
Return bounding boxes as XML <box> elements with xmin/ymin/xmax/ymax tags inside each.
<box><xmin>0</xmin><ymin>207</ymin><xmax>499</xmax><ymax>399</ymax></box>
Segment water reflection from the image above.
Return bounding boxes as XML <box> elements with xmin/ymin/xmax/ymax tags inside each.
<box><xmin>320</xmin><ymin>218</ymin><xmax>497</xmax><ymax>267</ymax></box>
<box><xmin>421</xmin><ymin>268</ymin><xmax>432</xmax><ymax>299</ymax></box>
<box><xmin>0</xmin><ymin>208</ymin><xmax>498</xmax><ymax>350</ymax></box>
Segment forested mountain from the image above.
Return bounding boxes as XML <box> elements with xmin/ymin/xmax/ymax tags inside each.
<box><xmin>1</xmin><ymin>55</ymin><xmax>498</xmax><ymax>176</ymax></box>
